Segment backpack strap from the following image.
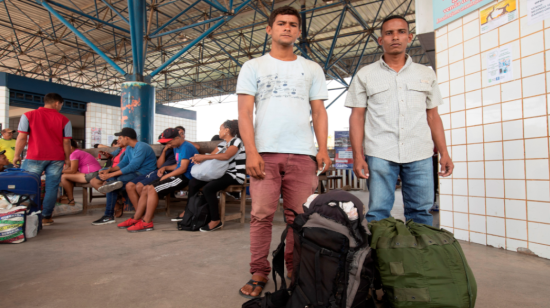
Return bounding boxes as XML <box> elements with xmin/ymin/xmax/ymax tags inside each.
<box><xmin>271</xmin><ymin>224</ymin><xmax>289</xmax><ymax>291</ymax></box>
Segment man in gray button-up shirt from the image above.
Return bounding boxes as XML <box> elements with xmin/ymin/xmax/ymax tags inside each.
<box><xmin>346</xmin><ymin>15</ymin><xmax>453</xmax><ymax>226</ymax></box>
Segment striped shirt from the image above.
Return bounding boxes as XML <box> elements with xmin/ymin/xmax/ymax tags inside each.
<box><xmin>344</xmin><ymin>55</ymin><xmax>443</xmax><ymax>163</ymax></box>
<box><xmin>217</xmin><ymin>137</ymin><xmax>246</xmax><ymax>184</ymax></box>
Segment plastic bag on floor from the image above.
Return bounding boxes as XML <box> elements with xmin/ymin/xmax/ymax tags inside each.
<box><xmin>25</xmin><ymin>212</ymin><xmax>40</xmax><ymax>239</ymax></box>
<box><xmin>52</xmin><ymin>201</ymin><xmax>83</xmax><ymax>217</ymax></box>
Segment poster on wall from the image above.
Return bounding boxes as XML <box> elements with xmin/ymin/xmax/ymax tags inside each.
<box><xmin>91</xmin><ymin>128</ymin><xmax>102</xmax><ymax>146</ymax></box>
<box><xmin>433</xmin><ymin>0</ymin><xmax>493</xmax><ymax>30</ymax></box>
<box><xmin>108</xmin><ymin>135</ymin><xmax>114</xmax><ymax>146</ymax></box>
<box><xmin>487</xmin><ymin>44</ymin><xmax>513</xmax><ymax>84</ymax></box>
<box><xmin>334</xmin><ymin>131</ymin><xmax>353</xmax><ymax>170</ymax></box>
<box><xmin>527</xmin><ymin>0</ymin><xmax>550</xmax><ymax>25</ymax></box>
<box><xmin>480</xmin><ymin>0</ymin><xmax>518</xmax><ymax>33</ymax></box>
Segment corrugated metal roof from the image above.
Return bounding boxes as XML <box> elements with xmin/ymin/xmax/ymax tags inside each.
<box><xmin>0</xmin><ymin>0</ymin><xmax>425</xmax><ymax>101</ymax></box>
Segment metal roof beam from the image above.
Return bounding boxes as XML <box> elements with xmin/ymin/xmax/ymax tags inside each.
<box><xmin>36</xmin><ymin>0</ymin><xmax>127</xmax><ymax>76</ymax></box>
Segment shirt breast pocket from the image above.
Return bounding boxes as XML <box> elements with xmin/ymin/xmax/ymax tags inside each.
<box><xmin>367</xmin><ymin>83</ymin><xmax>390</xmax><ymax>114</ymax></box>
<box><xmin>407</xmin><ymin>82</ymin><xmax>431</xmax><ymax>110</ymax></box>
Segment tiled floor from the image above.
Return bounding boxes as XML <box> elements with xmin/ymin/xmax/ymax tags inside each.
<box><xmin>1</xmin><ymin>189</ymin><xmax>547</xmax><ymax>307</ymax></box>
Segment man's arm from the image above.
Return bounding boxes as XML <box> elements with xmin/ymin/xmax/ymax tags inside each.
<box><xmin>427</xmin><ymin>107</ymin><xmax>453</xmax><ymax>177</ymax></box>
<box><xmin>238</xmin><ymin>94</ymin><xmax>264</xmax><ymax>179</ymax></box>
<box><xmin>349</xmin><ymin>107</ymin><xmax>369</xmax><ymax>179</ymax></box>
<box><xmin>13</xmin><ymin>133</ymin><xmax>28</xmax><ymax>166</ymax></box>
<box><xmin>157</xmin><ymin>145</ymin><xmax>171</xmax><ymax>168</ymax></box>
<box><xmin>310</xmin><ymin>100</ymin><xmax>332</xmax><ymax>172</ymax></box>
<box><xmin>63</xmin><ymin>139</ymin><xmax>71</xmax><ymax>170</ymax></box>
<box><xmin>161</xmin><ymin>161</ymin><xmax>189</xmax><ymax>180</ymax></box>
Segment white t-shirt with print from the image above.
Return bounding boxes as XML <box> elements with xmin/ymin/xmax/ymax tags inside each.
<box><xmin>236</xmin><ymin>54</ymin><xmax>328</xmax><ymax>156</ymax></box>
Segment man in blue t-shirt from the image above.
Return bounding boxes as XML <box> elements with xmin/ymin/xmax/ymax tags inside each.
<box><xmin>117</xmin><ymin>128</ymin><xmax>198</xmax><ymax>232</ymax></box>
<box><xmin>90</xmin><ymin>127</ymin><xmax>157</xmax><ymax>226</ymax></box>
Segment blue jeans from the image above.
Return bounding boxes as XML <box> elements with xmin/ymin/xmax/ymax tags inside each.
<box><xmin>23</xmin><ymin>159</ymin><xmax>65</xmax><ymax>218</ymax></box>
<box><xmin>104</xmin><ymin>172</ymin><xmax>140</xmax><ymax>216</ymax></box>
<box><xmin>366</xmin><ymin>156</ymin><xmax>434</xmax><ymax>225</ymax></box>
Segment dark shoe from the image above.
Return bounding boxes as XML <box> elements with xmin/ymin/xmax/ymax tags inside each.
<box><xmin>171</xmin><ymin>214</ymin><xmax>184</xmax><ymax>222</ymax></box>
<box><xmin>97</xmin><ymin>181</ymin><xmax>123</xmax><ymax>194</ymax></box>
<box><xmin>200</xmin><ymin>221</ymin><xmax>223</xmax><ymax>232</ymax></box>
<box><xmin>92</xmin><ymin>216</ymin><xmax>115</xmax><ymax>226</ymax></box>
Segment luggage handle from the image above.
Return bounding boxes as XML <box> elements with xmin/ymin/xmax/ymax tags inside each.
<box><xmin>5</xmin><ymin>168</ymin><xmax>24</xmax><ymax>172</ymax></box>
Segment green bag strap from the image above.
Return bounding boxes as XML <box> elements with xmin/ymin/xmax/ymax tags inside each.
<box><xmin>395</xmin><ymin>219</ymin><xmax>411</xmax><ymax>236</ymax></box>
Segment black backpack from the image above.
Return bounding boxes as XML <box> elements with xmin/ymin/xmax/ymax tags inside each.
<box><xmin>177</xmin><ymin>192</ymin><xmax>210</xmax><ymax>231</ymax></box>
<box><xmin>243</xmin><ymin>190</ymin><xmax>376</xmax><ymax>308</ymax></box>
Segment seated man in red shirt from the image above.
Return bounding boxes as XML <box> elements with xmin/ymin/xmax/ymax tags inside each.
<box><xmin>13</xmin><ymin>93</ymin><xmax>72</xmax><ymax>226</ymax></box>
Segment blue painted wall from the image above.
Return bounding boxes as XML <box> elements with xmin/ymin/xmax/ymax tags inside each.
<box><xmin>0</xmin><ymin>72</ymin><xmax>196</xmax><ymax>120</ymax></box>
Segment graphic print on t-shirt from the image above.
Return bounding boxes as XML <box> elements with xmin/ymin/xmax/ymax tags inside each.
<box><xmin>257</xmin><ymin>72</ymin><xmax>308</xmax><ymax>102</ymax></box>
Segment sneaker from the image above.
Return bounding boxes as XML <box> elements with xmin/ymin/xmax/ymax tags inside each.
<box><xmin>127</xmin><ymin>220</ymin><xmax>154</xmax><ymax>233</ymax></box>
<box><xmin>42</xmin><ymin>217</ymin><xmax>54</xmax><ymax>226</ymax></box>
<box><xmin>171</xmin><ymin>214</ymin><xmax>184</xmax><ymax>222</ymax></box>
<box><xmin>117</xmin><ymin>218</ymin><xmax>139</xmax><ymax>229</ymax></box>
<box><xmin>200</xmin><ymin>221</ymin><xmax>223</xmax><ymax>232</ymax></box>
<box><xmin>92</xmin><ymin>216</ymin><xmax>115</xmax><ymax>225</ymax></box>
<box><xmin>97</xmin><ymin>181</ymin><xmax>124</xmax><ymax>194</ymax></box>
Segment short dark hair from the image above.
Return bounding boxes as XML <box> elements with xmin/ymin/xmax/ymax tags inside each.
<box><xmin>175</xmin><ymin>126</ymin><xmax>185</xmax><ymax>133</ymax></box>
<box><xmin>44</xmin><ymin>93</ymin><xmax>64</xmax><ymax>105</ymax></box>
<box><xmin>268</xmin><ymin>5</ymin><xmax>301</xmax><ymax>28</ymax></box>
<box><xmin>380</xmin><ymin>15</ymin><xmax>409</xmax><ymax>33</ymax></box>
<box><xmin>70</xmin><ymin>139</ymin><xmax>78</xmax><ymax>149</ymax></box>
<box><xmin>111</xmin><ymin>140</ymin><xmax>118</xmax><ymax>147</ymax></box>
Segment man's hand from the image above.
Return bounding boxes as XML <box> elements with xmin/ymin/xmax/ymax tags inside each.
<box><xmin>246</xmin><ymin>152</ymin><xmax>265</xmax><ymax>179</ymax></box>
<box><xmin>157</xmin><ymin>167</ymin><xmax>166</xmax><ymax>177</ymax></box>
<box><xmin>13</xmin><ymin>155</ymin><xmax>21</xmax><ymax>167</ymax></box>
<box><xmin>64</xmin><ymin>159</ymin><xmax>71</xmax><ymax>171</ymax></box>
<box><xmin>99</xmin><ymin>151</ymin><xmax>111</xmax><ymax>158</ymax></box>
<box><xmin>439</xmin><ymin>153</ymin><xmax>454</xmax><ymax>177</ymax></box>
<box><xmin>160</xmin><ymin>175</ymin><xmax>170</xmax><ymax>181</ymax></box>
<box><xmin>163</xmin><ymin>144</ymin><xmax>172</xmax><ymax>151</ymax></box>
<box><xmin>99</xmin><ymin>173</ymin><xmax>112</xmax><ymax>181</ymax></box>
<box><xmin>353</xmin><ymin>158</ymin><xmax>370</xmax><ymax>179</ymax></box>
<box><xmin>99</xmin><ymin>169</ymin><xmax>110</xmax><ymax>175</ymax></box>
<box><xmin>315</xmin><ymin>150</ymin><xmax>332</xmax><ymax>174</ymax></box>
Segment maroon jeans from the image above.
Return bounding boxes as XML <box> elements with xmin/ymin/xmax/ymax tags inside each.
<box><xmin>249</xmin><ymin>153</ymin><xmax>318</xmax><ymax>279</ymax></box>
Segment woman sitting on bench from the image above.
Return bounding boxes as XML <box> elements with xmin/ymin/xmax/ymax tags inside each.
<box><xmin>173</xmin><ymin>120</ymin><xmax>246</xmax><ymax>232</ymax></box>
<box><xmin>59</xmin><ymin>140</ymin><xmax>102</xmax><ymax>205</ymax></box>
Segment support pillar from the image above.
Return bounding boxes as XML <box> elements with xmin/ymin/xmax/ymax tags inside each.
<box><xmin>120</xmin><ymin>82</ymin><xmax>155</xmax><ymax>143</ymax></box>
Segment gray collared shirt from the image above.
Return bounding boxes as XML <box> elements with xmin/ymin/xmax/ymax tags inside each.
<box><xmin>345</xmin><ymin>55</ymin><xmax>443</xmax><ymax>164</ymax></box>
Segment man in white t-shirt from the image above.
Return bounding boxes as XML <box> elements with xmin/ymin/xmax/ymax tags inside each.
<box><xmin>237</xmin><ymin>5</ymin><xmax>330</xmax><ymax>299</ymax></box>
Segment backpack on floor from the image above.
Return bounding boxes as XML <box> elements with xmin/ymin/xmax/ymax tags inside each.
<box><xmin>369</xmin><ymin>218</ymin><xmax>477</xmax><ymax>308</ymax></box>
<box><xmin>242</xmin><ymin>190</ymin><xmax>376</xmax><ymax>308</ymax></box>
<box><xmin>177</xmin><ymin>192</ymin><xmax>210</xmax><ymax>231</ymax></box>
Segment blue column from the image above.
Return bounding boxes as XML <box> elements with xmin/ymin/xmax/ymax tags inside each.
<box><xmin>120</xmin><ymin>82</ymin><xmax>155</xmax><ymax>144</ymax></box>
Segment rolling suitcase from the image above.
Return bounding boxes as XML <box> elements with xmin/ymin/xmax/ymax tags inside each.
<box><xmin>0</xmin><ymin>168</ymin><xmax>42</xmax><ymax>231</ymax></box>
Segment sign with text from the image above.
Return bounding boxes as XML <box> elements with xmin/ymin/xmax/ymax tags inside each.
<box><xmin>487</xmin><ymin>44</ymin><xmax>513</xmax><ymax>84</ymax></box>
<box><xmin>480</xmin><ymin>0</ymin><xmax>518</xmax><ymax>33</ymax></box>
<box><xmin>433</xmin><ymin>0</ymin><xmax>493</xmax><ymax>29</ymax></box>
<box><xmin>334</xmin><ymin>131</ymin><xmax>353</xmax><ymax>169</ymax></box>
<box><xmin>527</xmin><ymin>0</ymin><xmax>550</xmax><ymax>25</ymax></box>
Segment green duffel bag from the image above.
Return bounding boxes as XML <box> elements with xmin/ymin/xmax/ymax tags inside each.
<box><xmin>369</xmin><ymin>217</ymin><xmax>476</xmax><ymax>308</ymax></box>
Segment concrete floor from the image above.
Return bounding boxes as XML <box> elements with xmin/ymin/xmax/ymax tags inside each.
<box><xmin>1</xmin><ymin>189</ymin><xmax>550</xmax><ymax>307</ymax></box>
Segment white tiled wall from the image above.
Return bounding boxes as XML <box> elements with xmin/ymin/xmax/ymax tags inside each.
<box><xmin>436</xmin><ymin>0</ymin><xmax>550</xmax><ymax>259</ymax></box>
<box><xmin>0</xmin><ymin>86</ymin><xmax>9</xmax><ymax>129</ymax></box>
<box><xmin>154</xmin><ymin>114</ymin><xmax>197</xmax><ymax>143</ymax></box>
<box><xmin>85</xmin><ymin>103</ymin><xmax>121</xmax><ymax>149</ymax></box>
